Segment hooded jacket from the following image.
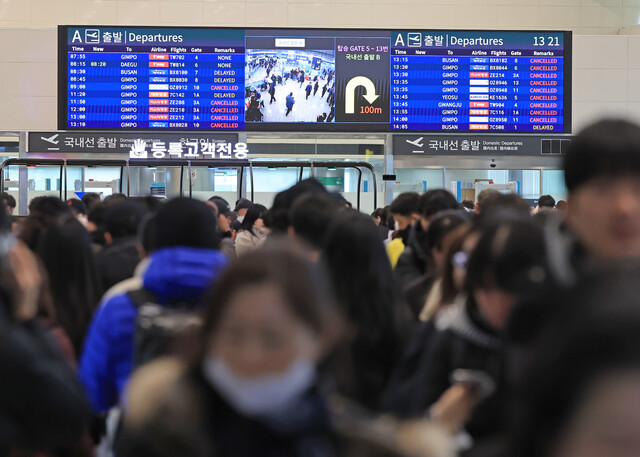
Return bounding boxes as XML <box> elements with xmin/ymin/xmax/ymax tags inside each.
<box><xmin>79</xmin><ymin>246</ymin><xmax>228</xmax><ymax>413</ymax></box>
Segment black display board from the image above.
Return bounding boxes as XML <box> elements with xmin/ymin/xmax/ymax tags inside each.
<box><xmin>59</xmin><ymin>26</ymin><xmax>571</xmax><ymax>133</ymax></box>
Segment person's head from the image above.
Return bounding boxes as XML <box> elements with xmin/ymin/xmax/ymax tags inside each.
<box><xmin>461</xmin><ymin>199</ymin><xmax>475</xmax><ymax>212</ymax></box>
<box><xmin>238</xmin><ymin>204</ymin><xmax>267</xmax><ymax>235</ymax></box>
<box><xmin>208</xmin><ymin>196</ymin><xmax>232</xmax><ymax>233</ymax></box>
<box><xmin>288</xmin><ymin>193</ymin><xmax>338</xmax><ymax>253</ymax></box>
<box><xmin>66</xmin><ymin>199</ymin><xmax>88</xmax><ymax>227</ymax></box>
<box><xmin>418</xmin><ymin>189</ymin><xmax>460</xmax><ymax>231</ymax></box>
<box><xmin>104</xmin><ymin>193</ymin><xmax>128</xmax><ymax>206</ymax></box>
<box><xmin>198</xmin><ymin>247</ymin><xmax>342</xmax><ymax>415</ymax></box>
<box><xmin>371</xmin><ymin>207</ymin><xmax>389</xmax><ymax>226</ymax></box>
<box><xmin>465</xmin><ymin>218</ymin><xmax>548</xmax><ymax>331</ymax></box>
<box><xmin>564</xmin><ymin>119</ymin><xmax>640</xmax><ymax>259</ymax></box>
<box><xmin>481</xmin><ymin>193</ymin><xmax>532</xmax><ymax>222</ymax></box>
<box><xmin>103</xmin><ymin>200</ymin><xmax>148</xmax><ymax>244</ymax></box>
<box><xmin>556</xmin><ymin>200</ymin><xmax>567</xmax><ymax>213</ymax></box>
<box><xmin>537</xmin><ymin>195</ymin><xmax>556</xmax><ymax>211</ymax></box>
<box><xmin>155</xmin><ymin>198</ymin><xmax>219</xmax><ymax>250</ymax></box>
<box><xmin>322</xmin><ymin>211</ymin><xmax>403</xmax><ymax>345</ymax></box>
<box><xmin>475</xmin><ymin>189</ymin><xmax>501</xmax><ymax>214</ymax></box>
<box><xmin>511</xmin><ymin>267</ymin><xmax>640</xmax><ymax>457</ymax></box>
<box><xmin>264</xmin><ymin>178</ymin><xmax>328</xmax><ymax>234</ymax></box>
<box><xmin>1</xmin><ymin>192</ymin><xmax>16</xmax><ymax>215</ymax></box>
<box><xmin>81</xmin><ymin>192</ymin><xmax>101</xmax><ymax>212</ymax></box>
<box><xmin>36</xmin><ymin>214</ymin><xmax>101</xmax><ymax>354</ymax></box>
<box><xmin>87</xmin><ymin>201</ymin><xmax>107</xmax><ymax>233</ymax></box>
<box><xmin>389</xmin><ymin>192</ymin><xmax>420</xmax><ymax>231</ymax></box>
<box><xmin>425</xmin><ymin>210</ymin><xmax>471</xmax><ymax>272</ymax></box>
<box><xmin>233</xmin><ymin>198</ymin><xmax>253</xmax><ymax>219</ymax></box>
<box><xmin>28</xmin><ymin>196</ymin><xmax>69</xmax><ymax>218</ymax></box>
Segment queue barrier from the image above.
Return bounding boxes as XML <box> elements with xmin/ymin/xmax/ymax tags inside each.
<box><xmin>0</xmin><ymin>159</ymin><xmax>377</xmax><ymax>211</ymax></box>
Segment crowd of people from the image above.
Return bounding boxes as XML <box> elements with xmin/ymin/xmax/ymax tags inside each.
<box><xmin>2</xmin><ymin>118</ymin><xmax>640</xmax><ymax>457</ymax></box>
<box><xmin>245</xmin><ymin>54</ymin><xmax>336</xmax><ymax>123</ymax></box>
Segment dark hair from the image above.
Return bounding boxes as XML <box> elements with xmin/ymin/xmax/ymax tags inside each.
<box><xmin>104</xmin><ymin>200</ymin><xmax>148</xmax><ymax>240</ymax></box>
<box><xmin>130</xmin><ymin>195</ymin><xmax>164</xmax><ymax>212</ymax></box>
<box><xmin>138</xmin><ymin>214</ymin><xmax>157</xmax><ymax>256</ymax></box>
<box><xmin>197</xmin><ymin>247</ymin><xmax>339</xmax><ymax>364</ymax></box>
<box><xmin>0</xmin><ymin>192</ymin><xmax>16</xmax><ymax>209</ymax></box>
<box><xmin>481</xmin><ymin>193</ymin><xmax>532</xmax><ymax>222</ymax></box>
<box><xmin>389</xmin><ymin>192</ymin><xmax>419</xmax><ymax>217</ymax></box>
<box><xmin>537</xmin><ymin>195</ymin><xmax>556</xmax><ymax>208</ymax></box>
<box><xmin>476</xmin><ymin>189</ymin><xmax>500</xmax><ymax>213</ymax></box>
<box><xmin>81</xmin><ymin>192</ymin><xmax>101</xmax><ymax>211</ymax></box>
<box><xmin>290</xmin><ymin>193</ymin><xmax>338</xmax><ymax>249</ymax></box>
<box><xmin>425</xmin><ymin>210</ymin><xmax>471</xmax><ymax>255</ymax></box>
<box><xmin>238</xmin><ymin>204</ymin><xmax>267</xmax><ymax>235</ymax></box>
<box><xmin>418</xmin><ymin>189</ymin><xmax>460</xmax><ymax>219</ymax></box>
<box><xmin>37</xmin><ymin>215</ymin><xmax>101</xmax><ymax>355</ymax></box>
<box><xmin>371</xmin><ymin>207</ymin><xmax>388</xmax><ymax>221</ymax></box>
<box><xmin>461</xmin><ymin>199</ymin><xmax>475</xmax><ymax>211</ymax></box>
<box><xmin>28</xmin><ymin>196</ymin><xmax>70</xmax><ymax>218</ymax></box>
<box><xmin>564</xmin><ymin>119</ymin><xmax>640</xmax><ymax>192</ymax></box>
<box><xmin>104</xmin><ymin>193</ymin><xmax>128</xmax><ymax>205</ymax></box>
<box><xmin>66</xmin><ymin>199</ymin><xmax>87</xmax><ymax>216</ymax></box>
<box><xmin>510</xmin><ymin>267</ymin><xmax>640</xmax><ymax>457</ymax></box>
<box><xmin>265</xmin><ymin>178</ymin><xmax>328</xmax><ymax>233</ymax></box>
<box><xmin>154</xmin><ymin>198</ymin><xmax>219</xmax><ymax>250</ymax></box>
<box><xmin>88</xmin><ymin>202</ymin><xmax>107</xmax><ymax>226</ymax></box>
<box><xmin>20</xmin><ymin>198</ymin><xmax>71</xmax><ymax>251</ymax></box>
<box><xmin>322</xmin><ymin>211</ymin><xmax>406</xmax><ymax>407</ymax></box>
<box><xmin>465</xmin><ymin>218</ymin><xmax>548</xmax><ymax>298</ymax></box>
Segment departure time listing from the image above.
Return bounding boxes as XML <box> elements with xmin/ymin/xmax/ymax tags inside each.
<box><xmin>390</xmin><ymin>31</ymin><xmax>565</xmax><ymax>132</ymax></box>
<box><xmin>66</xmin><ymin>28</ymin><xmax>245</xmax><ymax>130</ymax></box>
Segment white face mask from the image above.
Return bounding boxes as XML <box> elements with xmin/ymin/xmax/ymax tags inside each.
<box><xmin>395</xmin><ymin>220</ymin><xmax>400</xmax><ymax>231</ymax></box>
<box><xmin>237</xmin><ymin>215</ymin><xmax>245</xmax><ymax>223</ymax></box>
<box><xmin>203</xmin><ymin>357</ymin><xmax>315</xmax><ymax>418</ymax></box>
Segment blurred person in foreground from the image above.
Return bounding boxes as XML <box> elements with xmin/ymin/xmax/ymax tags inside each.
<box><xmin>507</xmin><ymin>265</ymin><xmax>640</xmax><ymax>457</ymax></box>
<box><xmin>0</xmin><ymin>201</ymin><xmax>92</xmax><ymax>454</ymax></box>
<box><xmin>564</xmin><ymin>119</ymin><xmax>640</xmax><ymax>260</ymax></box>
<box><xmin>119</xmin><ymin>247</ymin><xmax>454</xmax><ymax>457</ymax></box>
<box><xmin>80</xmin><ymin>198</ymin><xmax>228</xmax><ymax>413</ymax></box>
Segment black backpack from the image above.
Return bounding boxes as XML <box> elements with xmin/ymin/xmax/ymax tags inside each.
<box><xmin>128</xmin><ymin>287</ymin><xmax>202</xmax><ymax>368</ymax></box>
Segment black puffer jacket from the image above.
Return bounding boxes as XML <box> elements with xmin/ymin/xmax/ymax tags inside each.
<box><xmin>0</xmin><ymin>302</ymin><xmax>91</xmax><ymax>453</ymax></box>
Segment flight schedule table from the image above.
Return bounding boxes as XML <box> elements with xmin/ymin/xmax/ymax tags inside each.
<box><xmin>66</xmin><ymin>28</ymin><xmax>245</xmax><ymax>130</ymax></box>
<box><xmin>390</xmin><ymin>31</ymin><xmax>566</xmax><ymax>132</ymax></box>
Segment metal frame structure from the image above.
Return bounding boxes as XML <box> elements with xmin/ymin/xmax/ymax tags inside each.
<box><xmin>0</xmin><ymin>158</ymin><xmax>377</xmax><ymax>210</ymax></box>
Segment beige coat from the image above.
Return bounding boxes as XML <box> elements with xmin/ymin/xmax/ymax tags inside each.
<box><xmin>234</xmin><ymin>226</ymin><xmax>268</xmax><ymax>257</ymax></box>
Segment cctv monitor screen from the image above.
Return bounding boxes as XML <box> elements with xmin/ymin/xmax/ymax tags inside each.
<box><xmin>59</xmin><ymin>26</ymin><xmax>571</xmax><ymax>133</ymax></box>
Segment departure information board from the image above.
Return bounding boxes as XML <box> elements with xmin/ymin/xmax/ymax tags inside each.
<box><xmin>59</xmin><ymin>27</ymin><xmax>571</xmax><ymax>133</ymax></box>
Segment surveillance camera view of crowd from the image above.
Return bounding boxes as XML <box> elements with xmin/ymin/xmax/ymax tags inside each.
<box><xmin>8</xmin><ymin>119</ymin><xmax>640</xmax><ymax>457</ymax></box>
<box><xmin>245</xmin><ymin>49</ymin><xmax>336</xmax><ymax>123</ymax></box>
